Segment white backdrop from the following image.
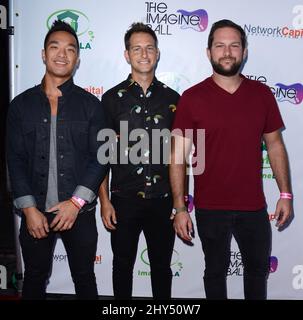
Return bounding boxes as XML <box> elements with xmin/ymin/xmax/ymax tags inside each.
<box><xmin>10</xmin><ymin>0</ymin><xmax>303</xmax><ymax>299</ymax></box>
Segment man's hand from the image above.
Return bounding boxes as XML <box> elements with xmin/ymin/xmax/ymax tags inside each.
<box><xmin>275</xmin><ymin>198</ymin><xmax>293</xmax><ymax>228</ymax></box>
<box><xmin>172</xmin><ymin>212</ymin><xmax>193</xmax><ymax>241</ymax></box>
<box><xmin>100</xmin><ymin>201</ymin><xmax>117</xmax><ymax>230</ymax></box>
<box><xmin>23</xmin><ymin>207</ymin><xmax>49</xmax><ymax>239</ymax></box>
<box><xmin>47</xmin><ymin>200</ymin><xmax>79</xmax><ymax>231</ymax></box>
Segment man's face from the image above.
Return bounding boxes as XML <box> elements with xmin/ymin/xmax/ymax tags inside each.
<box><xmin>207</xmin><ymin>27</ymin><xmax>247</xmax><ymax>76</ymax></box>
<box><xmin>42</xmin><ymin>31</ymin><xmax>79</xmax><ymax>80</ymax></box>
<box><xmin>124</xmin><ymin>32</ymin><xmax>159</xmax><ymax>77</ymax></box>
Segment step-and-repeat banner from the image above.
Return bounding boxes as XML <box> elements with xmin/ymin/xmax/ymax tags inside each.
<box><xmin>10</xmin><ymin>0</ymin><xmax>303</xmax><ymax>299</ymax></box>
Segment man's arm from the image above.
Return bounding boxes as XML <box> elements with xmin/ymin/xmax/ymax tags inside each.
<box><xmin>263</xmin><ymin>129</ymin><xmax>292</xmax><ymax>227</ymax></box>
<box><xmin>6</xmin><ymin>98</ymin><xmax>50</xmax><ymax>238</ymax></box>
<box><xmin>169</xmin><ymin>134</ymin><xmax>193</xmax><ymax>241</ymax></box>
<box><xmin>99</xmin><ymin>174</ymin><xmax>117</xmax><ymax>230</ymax></box>
<box><xmin>6</xmin><ymin>98</ymin><xmax>36</xmax><ymax>205</ymax></box>
<box><xmin>72</xmin><ymin>98</ymin><xmax>109</xmax><ymax>203</ymax></box>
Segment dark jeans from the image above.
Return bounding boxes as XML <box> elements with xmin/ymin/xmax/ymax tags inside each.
<box><xmin>19</xmin><ymin>209</ymin><xmax>98</xmax><ymax>300</ymax></box>
<box><xmin>111</xmin><ymin>195</ymin><xmax>175</xmax><ymax>299</ymax></box>
<box><xmin>195</xmin><ymin>208</ymin><xmax>271</xmax><ymax>300</ymax></box>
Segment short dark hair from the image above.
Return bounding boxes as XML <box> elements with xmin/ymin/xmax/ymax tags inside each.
<box><xmin>207</xmin><ymin>19</ymin><xmax>247</xmax><ymax>49</ymax></box>
<box><xmin>44</xmin><ymin>20</ymin><xmax>80</xmax><ymax>53</ymax></box>
<box><xmin>124</xmin><ymin>22</ymin><xmax>158</xmax><ymax>50</ymax></box>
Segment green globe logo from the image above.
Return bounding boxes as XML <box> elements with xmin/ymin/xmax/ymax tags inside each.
<box><xmin>47</xmin><ymin>9</ymin><xmax>90</xmax><ymax>36</ymax></box>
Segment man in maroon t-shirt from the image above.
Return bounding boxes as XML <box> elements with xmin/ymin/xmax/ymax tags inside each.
<box><xmin>170</xmin><ymin>19</ymin><xmax>293</xmax><ymax>300</ymax></box>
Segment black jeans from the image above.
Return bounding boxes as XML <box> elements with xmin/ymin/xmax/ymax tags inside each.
<box><xmin>195</xmin><ymin>208</ymin><xmax>271</xmax><ymax>300</ymax></box>
<box><xmin>111</xmin><ymin>195</ymin><xmax>175</xmax><ymax>299</ymax></box>
<box><xmin>20</xmin><ymin>209</ymin><xmax>98</xmax><ymax>300</ymax></box>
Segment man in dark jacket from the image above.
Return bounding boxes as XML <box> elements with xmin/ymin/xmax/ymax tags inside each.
<box><xmin>6</xmin><ymin>20</ymin><xmax>108</xmax><ymax>299</ymax></box>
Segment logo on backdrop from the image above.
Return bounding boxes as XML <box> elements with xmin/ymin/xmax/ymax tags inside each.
<box><xmin>292</xmin><ymin>265</ymin><xmax>303</xmax><ymax>289</ymax></box>
<box><xmin>246</xmin><ymin>74</ymin><xmax>303</xmax><ymax>105</ymax></box>
<box><xmin>275</xmin><ymin>83</ymin><xmax>303</xmax><ymax>105</ymax></box>
<box><xmin>261</xmin><ymin>142</ymin><xmax>275</xmax><ymax>180</ymax></box>
<box><xmin>84</xmin><ymin>85</ymin><xmax>104</xmax><ymax>100</ymax></box>
<box><xmin>228</xmin><ymin>251</ymin><xmax>243</xmax><ymax>276</ymax></box>
<box><xmin>157</xmin><ymin>72</ymin><xmax>190</xmax><ymax>94</ymax></box>
<box><xmin>270</xmin><ymin>256</ymin><xmax>278</xmax><ymax>273</ymax></box>
<box><xmin>53</xmin><ymin>253</ymin><xmax>102</xmax><ymax>264</ymax></box>
<box><xmin>244</xmin><ymin>24</ymin><xmax>303</xmax><ymax>39</ymax></box>
<box><xmin>186</xmin><ymin>194</ymin><xmax>194</xmax><ymax>213</ymax></box>
<box><xmin>138</xmin><ymin>248</ymin><xmax>183</xmax><ymax>277</ymax></box>
<box><xmin>0</xmin><ymin>5</ymin><xmax>7</xmax><ymax>30</ymax></box>
<box><xmin>145</xmin><ymin>2</ymin><xmax>208</xmax><ymax>35</ymax></box>
<box><xmin>244</xmin><ymin>5</ymin><xmax>303</xmax><ymax>40</ymax></box>
<box><xmin>47</xmin><ymin>10</ymin><xmax>95</xmax><ymax>50</ymax></box>
<box><xmin>228</xmin><ymin>252</ymin><xmax>277</xmax><ymax>277</ymax></box>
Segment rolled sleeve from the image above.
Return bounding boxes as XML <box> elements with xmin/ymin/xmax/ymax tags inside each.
<box><xmin>73</xmin><ymin>185</ymin><xmax>96</xmax><ymax>203</ymax></box>
<box><xmin>14</xmin><ymin>195</ymin><xmax>36</xmax><ymax>209</ymax></box>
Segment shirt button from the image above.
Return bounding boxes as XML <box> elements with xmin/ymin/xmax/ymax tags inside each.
<box><xmin>140</xmin><ymin>94</ymin><xmax>143</xmax><ymax>97</ymax></box>
<box><xmin>60</xmin><ymin>173</ymin><xmax>64</xmax><ymax>177</ymax></box>
<box><xmin>144</xmin><ymin>110</ymin><xmax>148</xmax><ymax>114</ymax></box>
<box><xmin>60</xmin><ymin>155</ymin><xmax>64</xmax><ymax>159</ymax></box>
<box><xmin>43</xmin><ymin>118</ymin><xmax>48</xmax><ymax>123</ymax></box>
<box><xmin>145</xmin><ymin>127</ymin><xmax>148</xmax><ymax>130</ymax></box>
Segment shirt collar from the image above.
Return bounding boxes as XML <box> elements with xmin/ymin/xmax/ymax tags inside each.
<box><xmin>40</xmin><ymin>77</ymin><xmax>74</xmax><ymax>96</ymax></box>
<box><xmin>126</xmin><ymin>74</ymin><xmax>159</xmax><ymax>92</ymax></box>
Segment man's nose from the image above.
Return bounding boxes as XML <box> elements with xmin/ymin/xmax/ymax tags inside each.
<box><xmin>223</xmin><ymin>46</ymin><xmax>231</xmax><ymax>57</ymax></box>
<box><xmin>57</xmin><ymin>48</ymin><xmax>67</xmax><ymax>57</ymax></box>
<box><xmin>141</xmin><ymin>48</ymin><xmax>148</xmax><ymax>57</ymax></box>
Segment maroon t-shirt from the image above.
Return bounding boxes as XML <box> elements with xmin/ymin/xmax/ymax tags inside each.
<box><xmin>172</xmin><ymin>76</ymin><xmax>284</xmax><ymax>210</ymax></box>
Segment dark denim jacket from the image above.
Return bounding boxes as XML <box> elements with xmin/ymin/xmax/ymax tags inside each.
<box><xmin>6</xmin><ymin>77</ymin><xmax>108</xmax><ymax>211</ymax></box>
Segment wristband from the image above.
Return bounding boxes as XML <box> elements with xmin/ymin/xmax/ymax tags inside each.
<box><xmin>69</xmin><ymin>198</ymin><xmax>81</xmax><ymax>210</ymax></box>
<box><xmin>280</xmin><ymin>192</ymin><xmax>293</xmax><ymax>200</ymax></box>
<box><xmin>72</xmin><ymin>196</ymin><xmax>86</xmax><ymax>208</ymax></box>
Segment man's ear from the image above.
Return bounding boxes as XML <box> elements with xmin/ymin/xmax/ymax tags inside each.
<box><xmin>156</xmin><ymin>48</ymin><xmax>160</xmax><ymax>61</ymax></box>
<box><xmin>243</xmin><ymin>48</ymin><xmax>248</xmax><ymax>60</ymax></box>
<box><xmin>124</xmin><ymin>50</ymin><xmax>130</xmax><ymax>64</ymax></box>
<box><xmin>42</xmin><ymin>49</ymin><xmax>46</xmax><ymax>63</ymax></box>
<box><xmin>206</xmin><ymin>48</ymin><xmax>211</xmax><ymax>61</ymax></box>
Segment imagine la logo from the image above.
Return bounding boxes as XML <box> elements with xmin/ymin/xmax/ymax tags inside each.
<box><xmin>261</xmin><ymin>142</ymin><xmax>275</xmax><ymax>180</ymax></box>
<box><xmin>47</xmin><ymin>9</ymin><xmax>94</xmax><ymax>50</ymax></box>
<box><xmin>138</xmin><ymin>248</ymin><xmax>183</xmax><ymax>277</ymax></box>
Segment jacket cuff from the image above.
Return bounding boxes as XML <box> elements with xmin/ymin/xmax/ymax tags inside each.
<box><xmin>73</xmin><ymin>186</ymin><xmax>96</xmax><ymax>203</ymax></box>
<box><xmin>14</xmin><ymin>195</ymin><xmax>36</xmax><ymax>209</ymax></box>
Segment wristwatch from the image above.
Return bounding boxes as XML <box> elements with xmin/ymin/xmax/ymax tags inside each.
<box><xmin>172</xmin><ymin>206</ymin><xmax>187</xmax><ymax>216</ymax></box>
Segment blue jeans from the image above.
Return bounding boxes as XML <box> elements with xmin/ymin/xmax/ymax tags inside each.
<box><xmin>110</xmin><ymin>195</ymin><xmax>175</xmax><ymax>299</ymax></box>
<box><xmin>20</xmin><ymin>209</ymin><xmax>98</xmax><ymax>300</ymax></box>
<box><xmin>195</xmin><ymin>208</ymin><xmax>271</xmax><ymax>300</ymax></box>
